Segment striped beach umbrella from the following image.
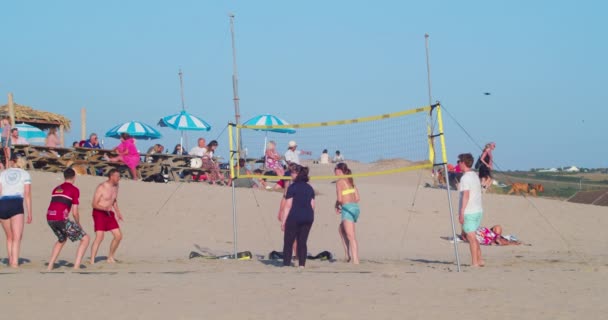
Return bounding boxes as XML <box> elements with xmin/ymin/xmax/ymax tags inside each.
<box><xmin>159</xmin><ymin>110</ymin><xmax>212</xmax><ymax>154</ymax></box>
<box><xmin>15</xmin><ymin>123</ymin><xmax>46</xmax><ymax>144</ymax></box>
<box><xmin>242</xmin><ymin>114</ymin><xmax>295</xmax><ymax>134</ymax></box>
<box><xmin>105</xmin><ymin>121</ymin><xmax>162</xmax><ymax>140</ymax></box>
<box><xmin>160</xmin><ymin>110</ymin><xmax>212</xmax><ymax>131</ymax></box>
<box><xmin>243</xmin><ymin>114</ymin><xmax>295</xmax><ymax>156</ymax></box>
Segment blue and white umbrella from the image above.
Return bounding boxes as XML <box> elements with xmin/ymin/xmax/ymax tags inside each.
<box><xmin>15</xmin><ymin>123</ymin><xmax>46</xmax><ymax>144</ymax></box>
<box><xmin>242</xmin><ymin>114</ymin><xmax>295</xmax><ymax>156</ymax></box>
<box><xmin>159</xmin><ymin>110</ymin><xmax>212</xmax><ymax>154</ymax></box>
<box><xmin>105</xmin><ymin>121</ymin><xmax>162</xmax><ymax>140</ymax></box>
<box><xmin>160</xmin><ymin>110</ymin><xmax>212</xmax><ymax>131</ymax></box>
<box><xmin>242</xmin><ymin>114</ymin><xmax>296</xmax><ymax>134</ymax></box>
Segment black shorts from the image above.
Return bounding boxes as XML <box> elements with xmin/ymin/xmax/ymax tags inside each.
<box><xmin>48</xmin><ymin>220</ymin><xmax>87</xmax><ymax>243</ymax></box>
<box><xmin>0</xmin><ymin>198</ymin><xmax>24</xmax><ymax>220</ymax></box>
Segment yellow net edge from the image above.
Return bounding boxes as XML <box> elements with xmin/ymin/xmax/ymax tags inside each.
<box><xmin>238</xmin><ymin>105</ymin><xmax>432</xmax><ymax>130</ymax></box>
<box><xmin>235</xmin><ymin>162</ymin><xmax>434</xmax><ymax>181</ymax></box>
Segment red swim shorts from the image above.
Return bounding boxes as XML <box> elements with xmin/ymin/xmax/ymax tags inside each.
<box><xmin>92</xmin><ymin>209</ymin><xmax>120</xmax><ymax>232</ymax></box>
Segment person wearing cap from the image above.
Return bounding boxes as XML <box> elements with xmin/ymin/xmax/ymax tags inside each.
<box><xmin>284</xmin><ymin>141</ymin><xmax>311</xmax><ymax>165</ymax></box>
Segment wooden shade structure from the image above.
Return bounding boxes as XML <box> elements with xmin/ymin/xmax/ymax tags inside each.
<box><xmin>0</xmin><ymin>103</ymin><xmax>71</xmax><ymax>130</ymax></box>
<box><xmin>1</xmin><ymin>101</ymin><xmax>72</xmax><ymax>147</ymax></box>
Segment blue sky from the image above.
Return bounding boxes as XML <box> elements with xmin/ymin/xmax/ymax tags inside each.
<box><xmin>1</xmin><ymin>0</ymin><xmax>606</xmax><ymax>170</ymax></box>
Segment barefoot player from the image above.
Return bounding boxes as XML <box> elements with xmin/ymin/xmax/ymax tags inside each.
<box><xmin>46</xmin><ymin>168</ymin><xmax>90</xmax><ymax>270</ymax></box>
<box><xmin>458</xmin><ymin>153</ymin><xmax>484</xmax><ymax>267</ymax></box>
<box><xmin>89</xmin><ymin>169</ymin><xmax>124</xmax><ymax>264</ymax></box>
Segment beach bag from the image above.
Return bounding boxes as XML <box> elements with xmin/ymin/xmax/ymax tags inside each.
<box><xmin>190</xmin><ymin>158</ymin><xmax>202</xmax><ymax>169</ymax></box>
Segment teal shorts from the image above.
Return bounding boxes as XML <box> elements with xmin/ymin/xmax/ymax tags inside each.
<box><xmin>462</xmin><ymin>212</ymin><xmax>482</xmax><ymax>233</ymax></box>
<box><xmin>341</xmin><ymin>203</ymin><xmax>360</xmax><ymax>223</ymax></box>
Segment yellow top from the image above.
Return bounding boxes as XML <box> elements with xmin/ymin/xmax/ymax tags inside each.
<box><xmin>341</xmin><ymin>188</ymin><xmax>356</xmax><ymax>196</ymax></box>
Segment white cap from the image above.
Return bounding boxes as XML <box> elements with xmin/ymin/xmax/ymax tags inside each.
<box><xmin>288</xmin><ymin>140</ymin><xmax>297</xmax><ymax>147</ymax></box>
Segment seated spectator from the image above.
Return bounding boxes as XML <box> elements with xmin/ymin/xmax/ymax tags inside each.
<box><xmin>272</xmin><ymin>163</ymin><xmax>298</xmax><ymax>191</ymax></box>
<box><xmin>319</xmin><ymin>149</ymin><xmax>329</xmax><ymax>164</ymax></box>
<box><xmin>265</xmin><ymin>141</ymin><xmax>284</xmax><ymax>177</ymax></box>
<box><xmin>448</xmin><ymin>160</ymin><xmax>464</xmax><ymax>189</ymax></box>
<box><xmin>9</xmin><ymin>128</ymin><xmax>28</xmax><ymax>145</ymax></box>
<box><xmin>201</xmin><ymin>140</ymin><xmax>226</xmax><ymax>185</ymax></box>
<box><xmin>83</xmin><ymin>133</ymin><xmax>102</xmax><ymax>149</ymax></box>
<box><xmin>72</xmin><ymin>141</ymin><xmax>79</xmax><ymax>147</ymax></box>
<box><xmin>172</xmin><ymin>144</ymin><xmax>188</xmax><ymax>155</ymax></box>
<box><xmin>45</xmin><ymin>127</ymin><xmax>60</xmax><ymax>147</ymax></box>
<box><xmin>146</xmin><ymin>144</ymin><xmax>165</xmax><ymax>163</ymax></box>
<box><xmin>108</xmin><ymin>133</ymin><xmax>139</xmax><ymax>180</ymax></box>
<box><xmin>229</xmin><ymin>159</ymin><xmax>255</xmax><ymax>188</ymax></box>
<box><xmin>189</xmin><ymin>138</ymin><xmax>207</xmax><ymax>157</ymax></box>
<box><xmin>460</xmin><ymin>225</ymin><xmax>521</xmax><ymax>246</ymax></box>
<box><xmin>333</xmin><ymin>150</ymin><xmax>344</xmax><ymax>163</ymax></box>
<box><xmin>252</xmin><ymin>169</ymin><xmax>270</xmax><ymax>189</ymax></box>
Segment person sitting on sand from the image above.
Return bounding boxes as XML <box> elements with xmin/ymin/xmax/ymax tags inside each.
<box><xmin>252</xmin><ymin>169</ymin><xmax>270</xmax><ymax>189</ymax></box>
<box><xmin>460</xmin><ymin>225</ymin><xmax>521</xmax><ymax>246</ymax></box>
<box><xmin>333</xmin><ymin>150</ymin><xmax>344</xmax><ymax>163</ymax></box>
<box><xmin>46</xmin><ymin>168</ymin><xmax>90</xmax><ymax>270</ymax></box>
<box><xmin>319</xmin><ymin>149</ymin><xmax>329</xmax><ymax>164</ymax></box>
<box><xmin>228</xmin><ymin>158</ymin><xmax>255</xmax><ymax>188</ymax></box>
<box><xmin>108</xmin><ymin>133</ymin><xmax>140</xmax><ymax>180</ymax></box>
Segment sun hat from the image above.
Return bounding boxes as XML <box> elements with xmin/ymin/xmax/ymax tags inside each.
<box><xmin>288</xmin><ymin>141</ymin><xmax>297</xmax><ymax>147</ymax></box>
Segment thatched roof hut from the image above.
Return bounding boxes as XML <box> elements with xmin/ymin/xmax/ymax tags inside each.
<box><xmin>0</xmin><ymin>103</ymin><xmax>71</xmax><ymax>130</ymax></box>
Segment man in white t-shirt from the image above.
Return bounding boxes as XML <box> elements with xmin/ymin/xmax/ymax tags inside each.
<box><xmin>458</xmin><ymin>153</ymin><xmax>484</xmax><ymax>267</ymax></box>
<box><xmin>284</xmin><ymin>140</ymin><xmax>311</xmax><ymax>165</ymax></box>
<box><xmin>189</xmin><ymin>138</ymin><xmax>207</xmax><ymax>157</ymax></box>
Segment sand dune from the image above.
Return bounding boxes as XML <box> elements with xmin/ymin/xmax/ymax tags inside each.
<box><xmin>1</xmin><ymin>169</ymin><xmax>607</xmax><ymax>319</ymax></box>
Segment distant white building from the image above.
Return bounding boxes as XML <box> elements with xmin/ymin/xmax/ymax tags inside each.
<box><xmin>565</xmin><ymin>166</ymin><xmax>580</xmax><ymax>172</ymax></box>
<box><xmin>538</xmin><ymin>168</ymin><xmax>559</xmax><ymax>172</ymax></box>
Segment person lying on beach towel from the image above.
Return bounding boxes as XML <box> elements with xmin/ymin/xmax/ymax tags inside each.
<box><xmin>460</xmin><ymin>225</ymin><xmax>521</xmax><ymax>246</ymax></box>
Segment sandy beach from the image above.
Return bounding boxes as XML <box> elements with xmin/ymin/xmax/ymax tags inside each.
<box><xmin>2</xmin><ymin>165</ymin><xmax>607</xmax><ymax>319</ymax></box>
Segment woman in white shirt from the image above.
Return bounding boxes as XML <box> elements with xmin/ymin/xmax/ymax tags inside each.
<box><xmin>0</xmin><ymin>157</ymin><xmax>32</xmax><ymax>268</ymax></box>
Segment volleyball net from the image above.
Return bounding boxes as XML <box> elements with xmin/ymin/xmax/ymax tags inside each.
<box><xmin>228</xmin><ymin>103</ymin><xmax>448</xmax><ymax>181</ymax></box>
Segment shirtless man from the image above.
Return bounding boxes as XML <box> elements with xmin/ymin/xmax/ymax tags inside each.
<box><xmin>89</xmin><ymin>169</ymin><xmax>124</xmax><ymax>264</ymax></box>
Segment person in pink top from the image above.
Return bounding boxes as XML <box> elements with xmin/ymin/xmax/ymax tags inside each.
<box><xmin>108</xmin><ymin>133</ymin><xmax>140</xmax><ymax>180</ymax></box>
<box><xmin>1</xmin><ymin>116</ymin><xmax>11</xmax><ymax>169</ymax></box>
<box><xmin>45</xmin><ymin>127</ymin><xmax>61</xmax><ymax>147</ymax></box>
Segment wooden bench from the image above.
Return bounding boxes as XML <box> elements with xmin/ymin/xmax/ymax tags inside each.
<box><xmin>7</xmin><ymin>145</ymin><xmax>227</xmax><ymax>183</ymax></box>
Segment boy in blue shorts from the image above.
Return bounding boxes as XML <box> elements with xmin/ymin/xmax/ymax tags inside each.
<box><xmin>458</xmin><ymin>153</ymin><xmax>484</xmax><ymax>267</ymax></box>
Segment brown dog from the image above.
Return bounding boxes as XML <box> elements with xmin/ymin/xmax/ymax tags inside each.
<box><xmin>63</xmin><ymin>160</ymin><xmax>89</xmax><ymax>176</ymax></box>
<box><xmin>508</xmin><ymin>183</ymin><xmax>544</xmax><ymax>196</ymax></box>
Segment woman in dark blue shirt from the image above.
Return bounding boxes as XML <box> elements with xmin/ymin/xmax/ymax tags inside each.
<box><xmin>281</xmin><ymin>165</ymin><xmax>315</xmax><ymax>267</ymax></box>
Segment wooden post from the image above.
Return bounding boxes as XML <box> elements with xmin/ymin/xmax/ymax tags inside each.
<box><xmin>7</xmin><ymin>93</ymin><xmax>15</xmax><ymax>126</ymax></box>
<box><xmin>81</xmin><ymin>108</ymin><xmax>86</xmax><ymax>140</ymax></box>
<box><xmin>59</xmin><ymin>125</ymin><xmax>65</xmax><ymax>147</ymax></box>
